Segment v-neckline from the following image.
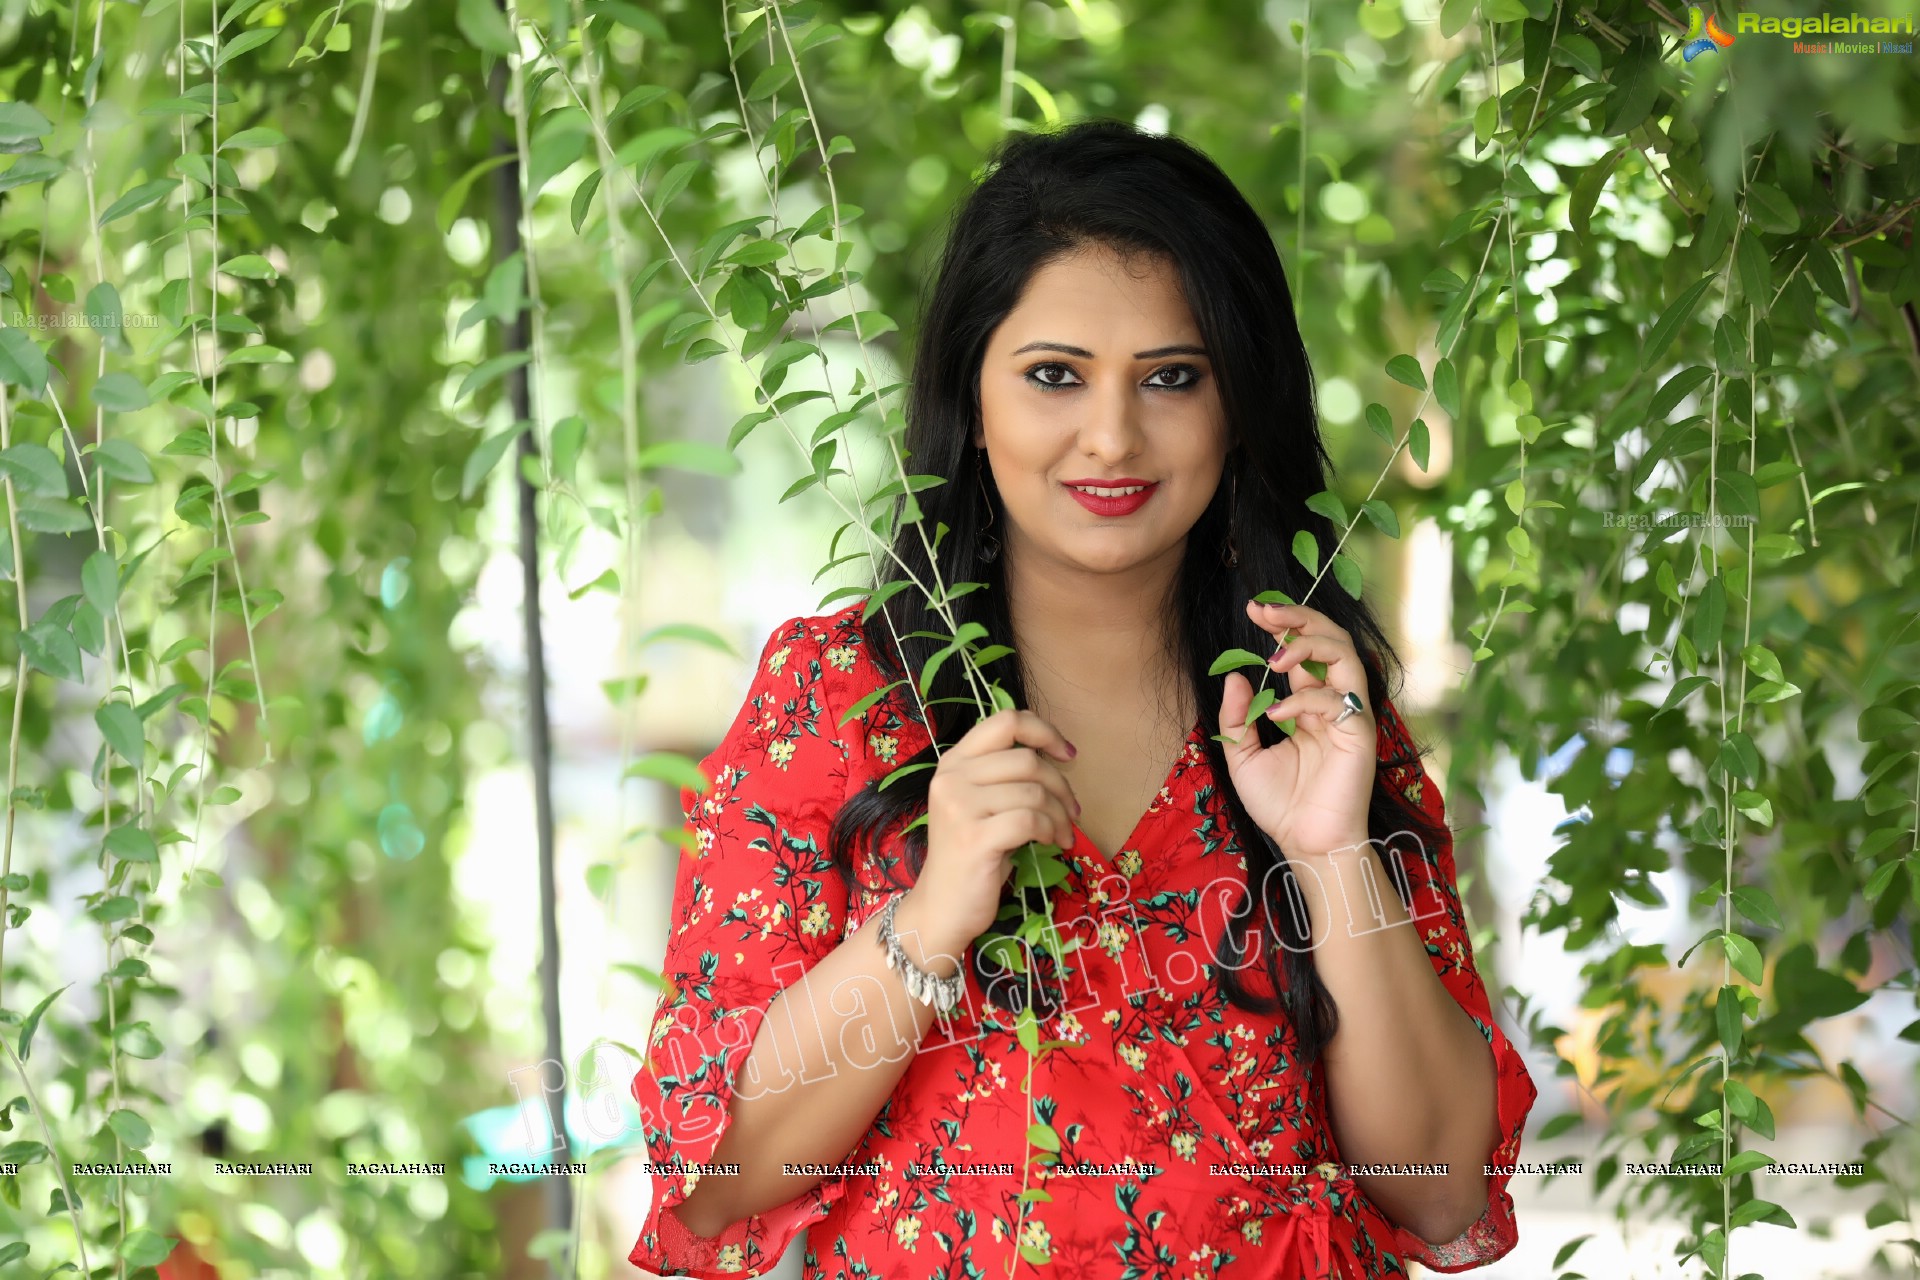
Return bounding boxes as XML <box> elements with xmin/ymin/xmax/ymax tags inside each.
<box><xmin>1066</xmin><ymin>716</ymin><xmax>1206</xmax><ymax>865</ymax></box>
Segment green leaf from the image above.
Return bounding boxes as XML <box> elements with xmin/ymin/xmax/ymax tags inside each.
<box><xmin>1641</xmin><ymin>276</ymin><xmax>1715</xmax><ymax>373</ymax></box>
<box><xmin>92</xmin><ymin>371</ymin><xmax>150</xmax><ymax>413</ymax></box>
<box><xmin>1384</xmin><ymin>353</ymin><xmax>1426</xmax><ymax>391</ymax></box>
<box><xmin>1026</xmin><ymin>1122</ymin><xmax>1060</xmax><ymax>1153</ymax></box>
<box><xmin>1208</xmin><ymin>648</ymin><xmax>1270</xmax><ymax>676</ymax></box>
<box><xmin>1291</xmin><ymin>529</ymin><xmax>1320</xmax><ymax>576</ymax></box>
<box><xmin>457</xmin><ymin>0</ymin><xmax>516</xmax><ymax>54</ymax></box>
<box><xmin>90</xmin><ymin>895</ymin><xmax>139</xmax><ymax>923</ymax></box>
<box><xmin>1691</xmin><ymin>574</ymin><xmax>1726</xmax><ymax>657</ymax></box>
<box><xmin>1649</xmin><ymin>365</ymin><xmax>1711</xmax><ymax>421</ymax></box>
<box><xmin>114</xmin><ymin>1022</ymin><xmax>164</xmax><ymax>1059</ymax></box>
<box><xmin>1407</xmin><ymin>418</ymin><xmax>1431</xmax><ymax>471</ymax></box>
<box><xmin>0</xmin><ymin>154</ymin><xmax>64</xmax><ymax>193</ymax></box>
<box><xmin>0</xmin><ymin>100</ymin><xmax>53</xmax><ymax>149</ymax></box>
<box><xmin>1570</xmin><ymin>146</ymin><xmax>1625</xmax><ymax>244</ymax></box>
<box><xmin>436</xmin><ymin>154</ymin><xmax>514</xmax><ymax>234</ymax></box>
<box><xmin>95</xmin><ymin>702</ymin><xmax>145</xmax><ymax>769</ymax></box>
<box><xmin>635</xmin><ymin>622</ymin><xmax>738</xmax><ymax>656</ymax></box>
<box><xmin>93</xmin><ymin>439</ymin><xmax>154</xmax><ymax>484</ymax></box>
<box><xmin>1729</xmin><ymin>886</ymin><xmax>1782</xmax><ymax>931</ymax></box>
<box><xmin>1716</xmin><ymin>984</ymin><xmax>1743</xmax><ymax>1059</ymax></box>
<box><xmin>1551</xmin><ymin>1235</ymin><xmax>1593</xmax><ymax>1269</ymax></box>
<box><xmin>120</xmin><ymin>1228</ymin><xmax>173</xmax><ymax>1267</ymax></box>
<box><xmin>214</xmin><ymin>26</ymin><xmax>279</xmax><ymax>66</ymax></box>
<box><xmin>1433</xmin><ymin>358</ymin><xmax>1460</xmax><ymax>418</ymax></box>
<box><xmin>745</xmin><ymin>63</ymin><xmax>795</xmax><ymax>101</ymax></box>
<box><xmin>1358</xmin><ymin>498</ymin><xmax>1400</xmax><ymax>538</ymax></box>
<box><xmin>1731</xmin><ymin>790</ymin><xmax>1773</xmax><ymax>829</ymax></box>
<box><xmin>220</xmin><ymin>126</ymin><xmax>286</xmax><ymax>150</ymax></box>
<box><xmin>626</xmin><ymin>751</ymin><xmax>711</xmax><ymax>796</ymax></box>
<box><xmin>1364</xmin><ymin>402</ymin><xmax>1393</xmax><ymax>446</ymax></box>
<box><xmin>218</xmin><ymin>253</ymin><xmax>277</xmax><ymax>280</ymax></box>
<box><xmin>105</xmin><ymin>824</ymin><xmax>159</xmax><ymax>863</ymax></box>
<box><xmin>98</xmin><ymin>179</ymin><xmax>175</xmax><ymax>226</ymax></box>
<box><xmin>16</xmin><ymin>984</ymin><xmax>69</xmax><ymax>1063</ymax></box>
<box><xmin>1745</xmin><ymin>183</ymin><xmax>1800</xmax><ymax>234</ymax></box>
<box><xmin>1331</xmin><ymin>553</ymin><xmax>1363</xmax><ymax>600</ymax></box>
<box><xmin>0</xmin><ymin>328</ymin><xmax>50</xmax><ymax>395</ymax></box>
<box><xmin>1720</xmin><ymin>933</ymin><xmax>1764</xmax><ymax>985</ymax></box>
<box><xmin>21</xmin><ymin>621</ymin><xmax>83</xmax><ymax>681</ymax></box>
<box><xmin>107</xmin><ymin>1108</ymin><xmax>153</xmax><ymax>1149</ymax></box>
<box><xmin>456</xmin><ymin>352</ymin><xmax>533</xmax><ymax>404</ymax></box>
<box><xmin>1303</xmin><ymin>489</ymin><xmax>1347</xmax><ymax>526</ymax></box>
<box><xmin>461</xmin><ymin>420</ymin><xmax>530</xmax><ymax>500</ymax></box>
<box><xmin>0</xmin><ymin>443</ymin><xmax>66</xmax><ymax>497</ymax></box>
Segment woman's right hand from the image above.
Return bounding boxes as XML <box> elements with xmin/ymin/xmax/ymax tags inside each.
<box><xmin>898</xmin><ymin>709</ymin><xmax>1081</xmax><ymax>961</ymax></box>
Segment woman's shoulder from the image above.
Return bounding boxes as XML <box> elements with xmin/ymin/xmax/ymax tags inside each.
<box><xmin>760</xmin><ymin>602</ymin><xmax>912</xmax><ymax>702</ymax></box>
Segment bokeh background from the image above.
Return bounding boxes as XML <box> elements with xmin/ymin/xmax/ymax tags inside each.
<box><xmin>1</xmin><ymin>0</ymin><xmax>1917</xmax><ymax>1276</ymax></box>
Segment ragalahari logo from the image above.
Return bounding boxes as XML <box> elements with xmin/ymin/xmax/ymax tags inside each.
<box><xmin>1684</xmin><ymin>5</ymin><xmax>1737</xmax><ymax>58</ymax></box>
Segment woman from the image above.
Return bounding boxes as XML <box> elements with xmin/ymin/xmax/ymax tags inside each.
<box><xmin>628</xmin><ymin>119</ymin><xmax>1536</xmax><ymax>1279</ymax></box>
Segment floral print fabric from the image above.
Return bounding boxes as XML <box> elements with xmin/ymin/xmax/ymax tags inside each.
<box><xmin>629</xmin><ymin>606</ymin><xmax>1538</xmax><ymax>1278</ymax></box>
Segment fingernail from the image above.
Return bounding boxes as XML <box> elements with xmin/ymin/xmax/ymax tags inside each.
<box><xmin>1074</xmin><ymin>798</ymin><xmax>1083</xmax><ymax>815</ymax></box>
<box><xmin>1065</xmin><ymin>739</ymin><xmax>1078</xmax><ymax>757</ymax></box>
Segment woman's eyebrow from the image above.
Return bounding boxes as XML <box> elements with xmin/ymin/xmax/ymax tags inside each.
<box><xmin>1010</xmin><ymin>341</ymin><xmax>1210</xmax><ymax>359</ymax></box>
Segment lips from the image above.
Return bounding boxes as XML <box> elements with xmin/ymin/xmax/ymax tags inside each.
<box><xmin>1065</xmin><ymin>480</ymin><xmax>1159</xmax><ymax>517</ymax></box>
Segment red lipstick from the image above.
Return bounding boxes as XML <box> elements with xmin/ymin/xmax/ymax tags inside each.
<box><xmin>1063</xmin><ymin>479</ymin><xmax>1158</xmax><ymax>517</ymax></box>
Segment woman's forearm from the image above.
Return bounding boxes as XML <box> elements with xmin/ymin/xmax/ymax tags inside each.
<box><xmin>671</xmin><ymin>890</ymin><xmax>964</xmax><ymax>1238</ymax></box>
<box><xmin>1296</xmin><ymin>840</ymin><xmax>1501</xmax><ymax>1244</ymax></box>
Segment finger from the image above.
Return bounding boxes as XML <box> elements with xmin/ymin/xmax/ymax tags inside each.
<box><xmin>1264</xmin><ymin>686</ymin><xmax>1372</xmax><ymax>735</ymax></box>
<box><xmin>1246</xmin><ymin>599</ymin><xmax>1353</xmax><ymax>644</ymax></box>
<box><xmin>983</xmin><ymin>807</ymin><xmax>1067</xmax><ymax>857</ymax></box>
<box><xmin>968</xmin><ymin>751</ymin><xmax>1082</xmax><ymax>819</ymax></box>
<box><xmin>1216</xmin><ymin>671</ymin><xmax>1265</xmax><ymax>770</ymax></box>
<box><xmin>972</xmin><ymin>781</ymin><xmax>1079</xmax><ymax>840</ymax></box>
<box><xmin>1266</xmin><ymin>633</ymin><xmax>1364</xmax><ymax>694</ymax></box>
<box><xmin>955</xmin><ymin>707</ymin><xmax>1076</xmax><ymax>764</ymax></box>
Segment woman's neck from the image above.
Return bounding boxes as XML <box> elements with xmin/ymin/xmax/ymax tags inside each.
<box><xmin>1003</xmin><ymin>548</ymin><xmax>1190</xmax><ymax>731</ymax></box>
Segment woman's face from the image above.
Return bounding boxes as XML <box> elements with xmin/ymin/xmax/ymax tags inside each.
<box><xmin>974</xmin><ymin>244</ymin><xmax>1230</xmax><ymax>580</ymax></box>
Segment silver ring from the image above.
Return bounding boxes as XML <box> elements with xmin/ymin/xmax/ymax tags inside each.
<box><xmin>1331</xmin><ymin>690</ymin><xmax>1365</xmax><ymax>726</ymax></box>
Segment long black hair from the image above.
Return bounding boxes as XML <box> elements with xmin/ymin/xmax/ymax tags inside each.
<box><xmin>826</xmin><ymin>118</ymin><xmax>1446</xmax><ymax>1068</ymax></box>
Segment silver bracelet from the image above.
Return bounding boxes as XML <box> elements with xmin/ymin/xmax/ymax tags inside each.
<box><xmin>877</xmin><ymin>892</ymin><xmax>965</xmax><ymax>1015</ymax></box>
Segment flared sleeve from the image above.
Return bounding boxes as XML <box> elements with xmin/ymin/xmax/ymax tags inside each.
<box><xmin>1368</xmin><ymin>698</ymin><xmax>1539</xmax><ymax>1272</ymax></box>
<box><xmin>627</xmin><ymin>615</ymin><xmax>859</xmax><ymax>1278</ymax></box>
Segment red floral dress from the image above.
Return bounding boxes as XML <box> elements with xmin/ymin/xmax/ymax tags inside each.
<box><xmin>629</xmin><ymin>606</ymin><xmax>1538</xmax><ymax>1279</ymax></box>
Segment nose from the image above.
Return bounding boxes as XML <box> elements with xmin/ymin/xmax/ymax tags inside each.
<box><xmin>1075</xmin><ymin>384</ymin><xmax>1147</xmax><ymax>466</ymax></box>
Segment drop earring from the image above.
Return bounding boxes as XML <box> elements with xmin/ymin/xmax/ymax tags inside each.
<box><xmin>976</xmin><ymin>448</ymin><xmax>1001</xmax><ymax>564</ymax></box>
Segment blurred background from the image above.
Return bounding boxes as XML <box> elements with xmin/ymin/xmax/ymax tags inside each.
<box><xmin>1</xmin><ymin>0</ymin><xmax>1916</xmax><ymax>1276</ymax></box>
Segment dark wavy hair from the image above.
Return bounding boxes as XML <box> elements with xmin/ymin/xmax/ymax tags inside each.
<box><xmin>825</xmin><ymin>118</ymin><xmax>1446</xmax><ymax>1068</ymax></box>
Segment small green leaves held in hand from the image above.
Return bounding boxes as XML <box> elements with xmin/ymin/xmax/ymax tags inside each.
<box><xmin>1208</xmin><ymin>648</ymin><xmax>1270</xmax><ymax>676</ymax></box>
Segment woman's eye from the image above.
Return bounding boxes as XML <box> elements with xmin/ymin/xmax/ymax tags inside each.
<box><xmin>1149</xmin><ymin>364</ymin><xmax>1200</xmax><ymax>388</ymax></box>
<box><xmin>1024</xmin><ymin>362</ymin><xmax>1202</xmax><ymax>391</ymax></box>
<box><xmin>1027</xmin><ymin>363</ymin><xmax>1078</xmax><ymax>389</ymax></box>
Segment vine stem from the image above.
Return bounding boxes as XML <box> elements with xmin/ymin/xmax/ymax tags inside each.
<box><xmin>0</xmin><ymin>394</ymin><xmax>27</xmax><ymax>1009</ymax></box>
<box><xmin>1</xmin><ymin>1033</ymin><xmax>92</xmax><ymax>1276</ymax></box>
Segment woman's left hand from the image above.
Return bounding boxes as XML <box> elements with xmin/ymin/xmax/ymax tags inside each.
<box><xmin>1217</xmin><ymin>599</ymin><xmax>1378</xmax><ymax>860</ymax></box>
